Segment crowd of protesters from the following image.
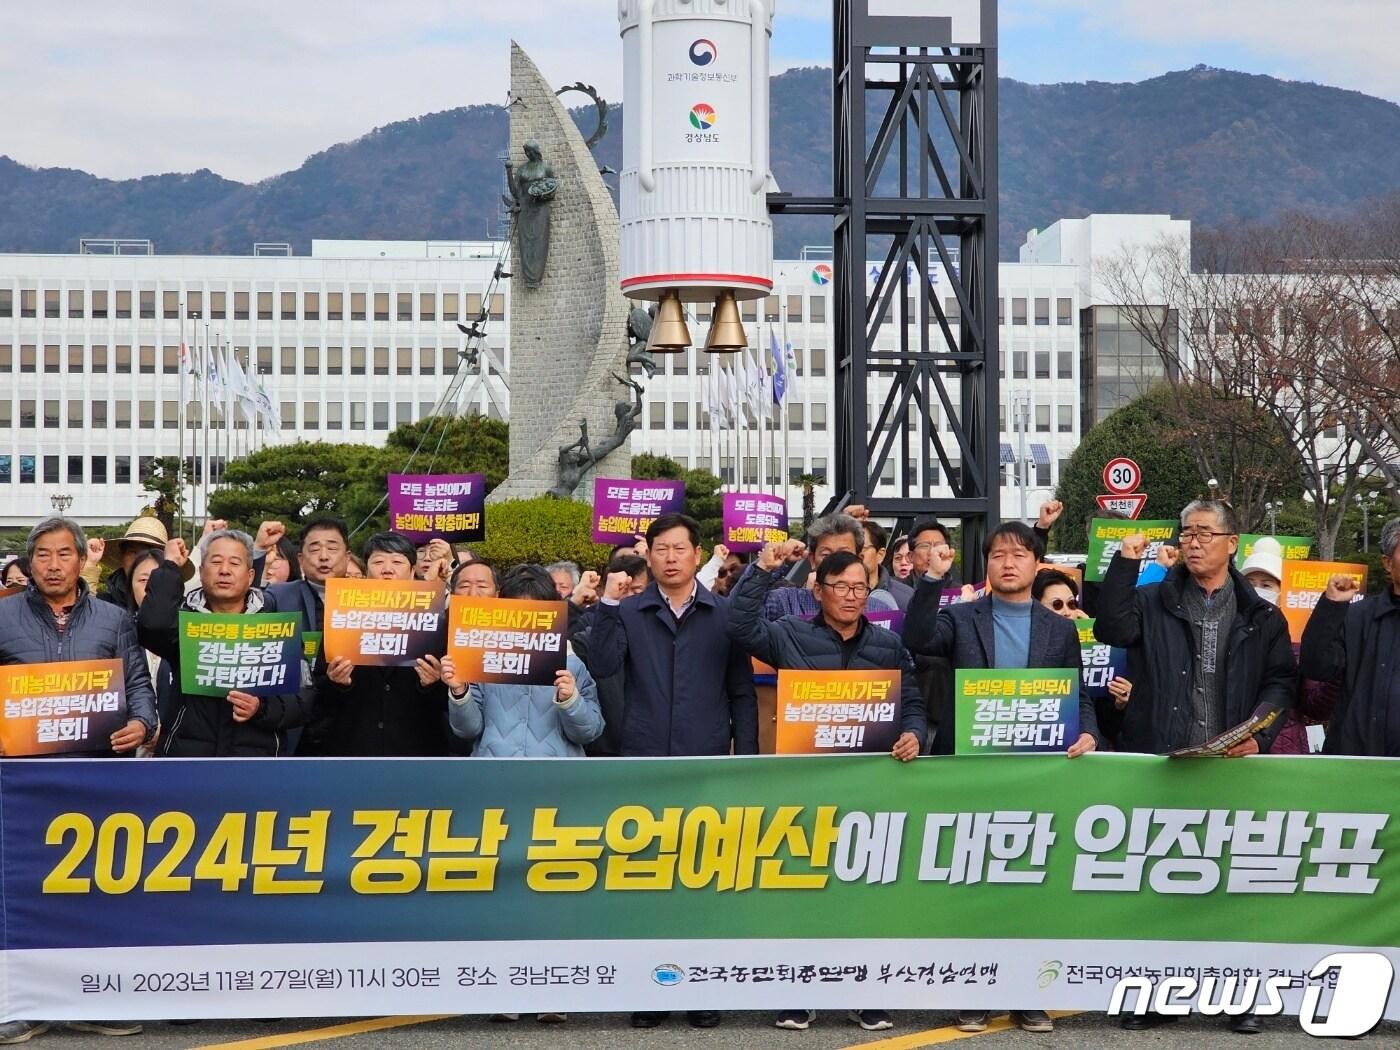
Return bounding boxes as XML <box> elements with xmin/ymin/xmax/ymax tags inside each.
<box><xmin>0</xmin><ymin>493</ymin><xmax>1397</xmax><ymax>1043</ymax></box>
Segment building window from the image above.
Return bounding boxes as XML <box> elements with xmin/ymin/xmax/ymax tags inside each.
<box><xmin>255</xmin><ymin>291</ymin><xmax>272</xmax><ymax>320</ymax></box>
<box><xmin>139</xmin><ymin>290</ymin><xmax>155</xmax><ymax>319</ymax></box>
<box><xmin>396</xmin><ymin>401</ymin><xmax>412</xmax><ymax>426</ymax></box>
<box><xmin>20</xmin><ymin>345</ymin><xmax>35</xmax><ymax>373</ymax></box>
<box><xmin>327</xmin><ymin>292</ymin><xmax>343</xmax><ymax>321</ymax></box>
<box><xmin>42</xmin><ymin>289</ymin><xmax>59</xmax><ymax>319</ymax></box>
<box><xmin>1035</xmin><ymin>297</ymin><xmax>1050</xmax><ymax>325</ymax></box>
<box><xmin>43</xmin><ymin>456</ymin><xmax>59</xmax><ymax>484</ymax></box>
<box><xmin>1035</xmin><ymin>404</ymin><xmax>1051</xmax><ymax>432</ymax></box>
<box><xmin>163</xmin><ymin>400</ymin><xmax>178</xmax><ymax>429</ymax></box>
<box><xmin>304</xmin><ymin>345</ymin><xmax>320</xmax><ymax>374</ymax></box>
<box><xmin>1012</xmin><ymin>298</ymin><xmax>1027</xmax><ymax>325</ymax></box>
<box><xmin>67</xmin><ymin>289</ymin><xmax>84</xmax><ymax>318</ymax></box>
<box><xmin>419</xmin><ymin>346</ymin><xmax>436</xmax><ymax>375</ymax></box>
<box><xmin>351</xmin><ymin>292</ymin><xmax>367</xmax><ymax>321</ymax></box>
<box><xmin>1012</xmin><ymin>351</ymin><xmax>1027</xmax><ymax>379</ymax></box>
<box><xmin>0</xmin><ymin>402</ymin><xmax>9</xmax><ymax>427</ymax></box>
<box><xmin>139</xmin><ymin>401</ymin><xmax>155</xmax><ymax>430</ymax></box>
<box><xmin>419</xmin><ymin>292</ymin><xmax>435</xmax><ymax>321</ymax></box>
<box><xmin>373</xmin><ymin>402</ymin><xmax>389</xmax><ymax>430</ymax></box>
<box><xmin>811</xmin><ymin>402</ymin><xmax>827</xmax><ymax>431</ymax></box>
<box><xmin>1057</xmin><ymin>350</ymin><xmax>1073</xmax><ymax>379</ymax></box>
<box><xmin>1036</xmin><ymin>462</ymin><xmax>1052</xmax><ymax>487</ymax></box>
<box><xmin>280</xmin><ymin>346</ymin><xmax>296</xmax><ymax>375</ymax></box>
<box><xmin>67</xmin><ymin>401</ymin><xmax>83</xmax><ymax>428</ymax></box>
<box><xmin>162</xmin><ymin>290</ymin><xmax>179</xmax><ymax>318</ymax></box>
<box><xmin>161</xmin><ymin>345</ymin><xmax>178</xmax><ymax>374</ymax></box>
<box><xmin>234</xmin><ymin>291</ymin><xmax>249</xmax><ymax>320</ymax></box>
<box><xmin>115</xmin><ymin>345</ymin><xmax>131</xmax><ymax>373</ymax></box>
<box><xmin>211</xmin><ymin>290</ymin><xmax>227</xmax><ymax>319</ymax></box>
<box><xmin>277</xmin><ymin>291</ymin><xmax>294</xmax><ymax>321</ymax></box>
<box><xmin>44</xmin><ymin>400</ymin><xmax>59</xmax><ymax>428</ymax></box>
<box><xmin>788</xmin><ymin>402</ymin><xmax>803</xmax><ymax>429</ymax></box>
<box><xmin>138</xmin><ymin>457</ymin><xmax>155</xmax><ymax>483</ymax></box>
<box><xmin>20</xmin><ymin>456</ymin><xmax>35</xmax><ymax>483</ymax></box>
<box><xmin>280</xmin><ymin>402</ymin><xmax>296</xmax><ymax>430</ymax></box>
<box><xmin>91</xmin><ymin>456</ymin><xmax>107</xmax><ymax>484</ymax></box>
<box><xmin>373</xmin><ymin>347</ymin><xmax>389</xmax><ymax>376</ymax></box>
<box><xmin>327</xmin><ymin>402</ymin><xmax>343</xmax><ymax>430</ymax></box>
<box><xmin>327</xmin><ymin>346</ymin><xmax>343</xmax><ymax>375</ymax></box>
<box><xmin>91</xmin><ymin>401</ymin><xmax>107</xmax><ymax>428</ymax></box>
<box><xmin>19</xmin><ymin>290</ymin><xmax>36</xmax><ymax>318</ymax></box>
<box><xmin>299</xmin><ymin>401</ymin><xmax>318</xmax><ymax>430</ymax></box>
<box><xmin>809</xmin><ymin>297</ymin><xmax>826</xmax><ymax>323</ymax></box>
<box><xmin>43</xmin><ymin>345</ymin><xmax>59</xmax><ymax>374</ymax></box>
<box><xmin>113</xmin><ymin>289</ymin><xmax>131</xmax><ymax>319</ymax></box>
<box><xmin>373</xmin><ymin>292</ymin><xmax>389</xmax><ymax>321</ymax></box>
<box><xmin>350</xmin><ymin>347</ymin><xmax>365</xmax><ymax>375</ymax></box>
<box><xmin>0</xmin><ymin>289</ymin><xmax>10</xmax><ymax>317</ymax></box>
<box><xmin>257</xmin><ymin>346</ymin><xmax>273</xmax><ymax>375</ymax></box>
<box><xmin>442</xmin><ymin>292</ymin><xmax>459</xmax><ymax>322</ymax></box>
<box><xmin>397</xmin><ymin>347</ymin><xmax>412</xmax><ymax>375</ymax></box>
<box><xmin>65</xmin><ymin>344</ymin><xmax>83</xmax><ymax>372</ymax></box>
<box><xmin>810</xmin><ymin>347</ymin><xmax>826</xmax><ymax>376</ymax></box>
<box><xmin>115</xmin><ymin>401</ymin><xmax>131</xmax><ymax>429</ymax></box>
<box><xmin>304</xmin><ymin>291</ymin><xmax>319</xmax><ymax>320</ymax></box>
<box><xmin>350</xmin><ymin>403</ymin><xmax>365</xmax><ymax>430</ymax></box>
<box><xmin>139</xmin><ymin>346</ymin><xmax>156</xmax><ymax>374</ymax></box>
<box><xmin>673</xmin><ymin>402</ymin><xmax>689</xmax><ymax>430</ymax></box>
<box><xmin>187</xmin><ymin>290</ymin><xmax>202</xmax><ymax>317</ymax></box>
<box><xmin>115</xmin><ymin>456</ymin><xmax>131</xmax><ymax>484</ymax></box>
<box><xmin>1035</xmin><ymin>351</ymin><xmax>1050</xmax><ymax>379</ymax></box>
<box><xmin>443</xmin><ymin>347</ymin><xmax>458</xmax><ymax>375</ymax></box>
<box><xmin>1057</xmin><ymin>298</ymin><xmax>1073</xmax><ymax>325</ymax></box>
<box><xmin>396</xmin><ymin>293</ymin><xmax>412</xmax><ymax>321</ymax></box>
<box><xmin>1057</xmin><ymin>405</ymin><xmax>1074</xmax><ymax>433</ymax></box>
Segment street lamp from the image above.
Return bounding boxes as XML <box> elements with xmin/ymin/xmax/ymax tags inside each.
<box><xmin>1264</xmin><ymin>501</ymin><xmax>1278</xmax><ymax>536</ymax></box>
<box><xmin>1355</xmin><ymin>491</ymin><xmax>1378</xmax><ymax>552</ymax></box>
<box><xmin>50</xmin><ymin>493</ymin><xmax>73</xmax><ymax>514</ymax></box>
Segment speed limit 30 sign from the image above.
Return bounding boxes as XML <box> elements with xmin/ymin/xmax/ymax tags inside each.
<box><xmin>1102</xmin><ymin>457</ymin><xmax>1142</xmax><ymax>495</ymax></box>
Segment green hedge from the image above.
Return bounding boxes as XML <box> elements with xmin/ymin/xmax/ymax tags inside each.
<box><xmin>471</xmin><ymin>498</ymin><xmax>614</xmax><ymax>571</ymax></box>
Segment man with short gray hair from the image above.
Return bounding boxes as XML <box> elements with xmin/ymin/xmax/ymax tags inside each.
<box><xmin>0</xmin><ymin>517</ymin><xmax>156</xmax><ymax>756</ymax></box>
<box><xmin>138</xmin><ymin>527</ymin><xmax>310</xmax><ymax>756</ymax></box>
<box><xmin>546</xmin><ymin>561</ymin><xmax>581</xmax><ymax>601</ymax></box>
<box><xmin>1300</xmin><ymin>516</ymin><xmax>1400</xmax><ymax>756</ymax></box>
<box><xmin>1094</xmin><ymin>499</ymin><xmax>1296</xmax><ymax>760</ymax></box>
<box><xmin>755</xmin><ymin>510</ymin><xmax>897</xmax><ymax>620</ymax></box>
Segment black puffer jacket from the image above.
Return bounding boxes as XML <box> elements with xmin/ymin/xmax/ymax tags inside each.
<box><xmin>1093</xmin><ymin>554</ymin><xmax>1296</xmax><ymax>753</ymax></box>
<box><xmin>137</xmin><ymin>561</ymin><xmax>312</xmax><ymax>756</ymax></box>
<box><xmin>0</xmin><ymin>581</ymin><xmax>158</xmax><ymax>752</ymax></box>
<box><xmin>1300</xmin><ymin>589</ymin><xmax>1400</xmax><ymax>757</ymax></box>
<box><xmin>727</xmin><ymin>568</ymin><xmax>928</xmax><ymax>745</ymax></box>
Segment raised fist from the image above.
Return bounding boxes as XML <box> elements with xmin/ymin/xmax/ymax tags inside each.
<box><xmin>928</xmin><ymin>543</ymin><xmax>956</xmax><ymax>579</ymax></box>
<box><xmin>573</xmin><ymin>570</ymin><xmax>601</xmax><ymax>606</ymax></box>
<box><xmin>603</xmin><ymin>571</ymin><xmax>631</xmax><ymax>602</ymax></box>
<box><xmin>1037</xmin><ymin>499</ymin><xmax>1064</xmax><ymax>529</ymax></box>
<box><xmin>86</xmin><ymin>537</ymin><xmax>106</xmax><ymax>562</ymax></box>
<box><xmin>164</xmin><ymin>537</ymin><xmax>190</xmax><ymax>567</ymax></box>
<box><xmin>1324</xmin><ymin>574</ymin><xmax>1361</xmax><ymax>602</ymax></box>
<box><xmin>254</xmin><ymin>520</ymin><xmax>287</xmax><ymax>552</ymax></box>
<box><xmin>1119</xmin><ymin>533</ymin><xmax>1148</xmax><ymax>560</ymax></box>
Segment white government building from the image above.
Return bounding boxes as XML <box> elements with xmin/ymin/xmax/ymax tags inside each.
<box><xmin>0</xmin><ymin>214</ymin><xmax>1186</xmax><ymax>528</ymax></box>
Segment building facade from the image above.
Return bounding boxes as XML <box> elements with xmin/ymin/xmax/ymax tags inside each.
<box><xmin>0</xmin><ymin>217</ymin><xmax>1190</xmax><ymax>528</ymax></box>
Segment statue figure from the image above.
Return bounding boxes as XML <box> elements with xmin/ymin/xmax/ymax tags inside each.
<box><xmin>504</xmin><ymin>140</ymin><xmax>558</xmax><ymax>290</ymax></box>
<box><xmin>545</xmin><ymin>377</ymin><xmax>644</xmax><ymax>500</ymax></box>
<box><xmin>625</xmin><ymin>304</ymin><xmax>658</xmax><ymax>379</ymax></box>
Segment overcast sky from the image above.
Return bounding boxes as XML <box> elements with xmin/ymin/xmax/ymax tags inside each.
<box><xmin>2</xmin><ymin>0</ymin><xmax>1396</xmax><ymax>183</ymax></box>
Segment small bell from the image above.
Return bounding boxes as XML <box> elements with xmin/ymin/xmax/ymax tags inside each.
<box><xmin>703</xmin><ymin>290</ymin><xmax>747</xmax><ymax>352</ymax></box>
<box><xmin>647</xmin><ymin>290</ymin><xmax>691</xmax><ymax>352</ymax></box>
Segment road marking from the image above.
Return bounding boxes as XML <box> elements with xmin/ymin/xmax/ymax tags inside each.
<box><xmin>191</xmin><ymin>1014</ymin><xmax>458</xmax><ymax>1049</ymax></box>
<box><xmin>847</xmin><ymin>1011</ymin><xmax>1081</xmax><ymax>1048</ymax></box>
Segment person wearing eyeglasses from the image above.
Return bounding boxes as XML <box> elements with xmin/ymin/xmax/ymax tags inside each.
<box><xmin>1032</xmin><ymin>569</ymin><xmax>1088</xmax><ymax>621</ymax></box>
<box><xmin>727</xmin><ymin>543</ymin><xmax>926</xmax><ymax>1035</ymax></box>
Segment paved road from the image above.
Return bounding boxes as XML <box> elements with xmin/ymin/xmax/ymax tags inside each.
<box><xmin>26</xmin><ymin>1011</ymin><xmax>1400</xmax><ymax>1048</ymax></box>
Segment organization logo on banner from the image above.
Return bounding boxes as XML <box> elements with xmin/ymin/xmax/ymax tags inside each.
<box><xmin>811</xmin><ymin>262</ymin><xmax>832</xmax><ymax>285</ymax></box>
<box><xmin>689</xmin><ymin>103</ymin><xmax>716</xmax><ymax>130</ymax></box>
<box><xmin>1107</xmin><ymin>952</ymin><xmax>1394</xmax><ymax>1038</ymax></box>
<box><xmin>652</xmin><ymin>964</ymin><xmax>686</xmax><ymax>987</ymax></box>
<box><xmin>689</xmin><ymin>38</ymin><xmax>717</xmax><ymax>65</ymax></box>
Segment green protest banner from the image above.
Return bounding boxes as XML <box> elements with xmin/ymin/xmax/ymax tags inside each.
<box><xmin>1236</xmin><ymin>534</ymin><xmax>1312</xmax><ymax>566</ymax></box>
<box><xmin>177</xmin><ymin>612</ymin><xmax>304</xmax><ymax>697</ymax></box>
<box><xmin>1085</xmin><ymin>518</ymin><xmax>1177</xmax><ymax>582</ymax></box>
<box><xmin>954</xmin><ymin>669</ymin><xmax>1080</xmax><ymax>754</ymax></box>
<box><xmin>3</xmin><ymin>754</ymin><xmax>1397</xmax><ymax>1019</ymax></box>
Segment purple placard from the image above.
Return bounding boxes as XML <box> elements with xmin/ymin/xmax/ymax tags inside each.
<box><xmin>866</xmin><ymin>609</ymin><xmax>905</xmax><ymax>634</ymax></box>
<box><xmin>722</xmin><ymin>491</ymin><xmax>789</xmax><ymax>553</ymax></box>
<box><xmin>388</xmin><ymin>473</ymin><xmax>486</xmax><ymax>543</ymax></box>
<box><xmin>591</xmin><ymin>478</ymin><xmax>685</xmax><ymax>545</ymax></box>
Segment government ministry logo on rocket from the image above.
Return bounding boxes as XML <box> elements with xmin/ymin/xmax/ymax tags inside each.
<box><xmin>689</xmin><ymin>38</ymin><xmax>718</xmax><ymax>65</ymax></box>
<box><xmin>689</xmin><ymin>103</ymin><xmax>717</xmax><ymax>129</ymax></box>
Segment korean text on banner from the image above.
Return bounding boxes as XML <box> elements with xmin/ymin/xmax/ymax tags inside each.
<box><xmin>0</xmin><ymin>659</ymin><xmax>127</xmax><ymax>756</ymax></box>
<box><xmin>446</xmin><ymin>596</ymin><xmax>568</xmax><ymax>686</ymax></box>
<box><xmin>775</xmin><ymin>669</ymin><xmax>903</xmax><ymax>753</ymax></box>
<box><xmin>388</xmin><ymin>473</ymin><xmax>486</xmax><ymax>543</ymax></box>
<box><xmin>591</xmin><ymin>478</ymin><xmax>685</xmax><ymax>545</ymax></box>
<box><xmin>177</xmin><ymin>612</ymin><xmax>303</xmax><ymax>697</ymax></box>
<box><xmin>324</xmin><ymin>578</ymin><xmax>447</xmax><ymax>666</ymax></box>
<box><xmin>954</xmin><ymin>668</ymin><xmax>1080</xmax><ymax>755</ymax></box>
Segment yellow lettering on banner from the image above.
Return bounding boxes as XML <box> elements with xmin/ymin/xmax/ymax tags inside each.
<box><xmin>676</xmin><ymin>805</ymin><xmax>747</xmax><ymax>892</ymax></box>
<box><xmin>195</xmin><ymin>813</ymin><xmax>250</xmax><ymax>891</ymax></box>
<box><xmin>737</xmin><ymin>805</ymin><xmax>838</xmax><ymax>891</ymax></box>
<box><xmin>43</xmin><ymin>812</ymin><xmax>95</xmax><ymax>894</ymax></box>
<box><xmin>350</xmin><ymin>810</ymin><xmax>427</xmax><ymax>894</ymax></box>
<box><xmin>144</xmin><ymin>812</ymin><xmax>197</xmax><ymax>893</ymax></box>
<box><xmin>603</xmin><ymin>805</ymin><xmax>684</xmax><ymax>890</ymax></box>
<box><xmin>93</xmin><ymin>812</ymin><xmax>145</xmax><ymax>894</ymax></box>
<box><xmin>526</xmin><ymin>808</ymin><xmax>604</xmax><ymax>893</ymax></box>
<box><xmin>425</xmin><ymin>809</ymin><xmax>507</xmax><ymax>893</ymax></box>
<box><xmin>251</xmin><ymin>811</ymin><xmax>330</xmax><ymax>895</ymax></box>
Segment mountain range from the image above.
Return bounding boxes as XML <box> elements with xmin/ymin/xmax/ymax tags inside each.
<box><xmin>2</xmin><ymin>65</ymin><xmax>1399</xmax><ymax>259</ymax></box>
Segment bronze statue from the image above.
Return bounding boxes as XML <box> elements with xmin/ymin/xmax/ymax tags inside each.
<box><xmin>545</xmin><ymin>376</ymin><xmax>644</xmax><ymax>500</ymax></box>
<box><xmin>504</xmin><ymin>140</ymin><xmax>558</xmax><ymax>290</ymax></box>
<box><xmin>625</xmin><ymin>304</ymin><xmax>658</xmax><ymax>379</ymax></box>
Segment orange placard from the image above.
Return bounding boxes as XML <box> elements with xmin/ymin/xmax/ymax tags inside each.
<box><xmin>0</xmin><ymin>659</ymin><xmax>127</xmax><ymax>756</ymax></box>
<box><xmin>1279</xmin><ymin>560</ymin><xmax>1367</xmax><ymax>643</ymax></box>
<box><xmin>446</xmin><ymin>595</ymin><xmax>568</xmax><ymax>685</ymax></box>
<box><xmin>323</xmin><ymin>578</ymin><xmax>447</xmax><ymax>666</ymax></box>
<box><xmin>775</xmin><ymin>669</ymin><xmax>902</xmax><ymax>754</ymax></box>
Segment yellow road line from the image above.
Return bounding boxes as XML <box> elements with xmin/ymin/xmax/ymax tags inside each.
<box><xmin>848</xmin><ymin>1011</ymin><xmax>1082</xmax><ymax>1049</ymax></box>
<box><xmin>191</xmin><ymin>1014</ymin><xmax>458</xmax><ymax>1049</ymax></box>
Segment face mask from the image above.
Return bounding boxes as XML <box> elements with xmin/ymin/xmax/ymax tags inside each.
<box><xmin>1254</xmin><ymin>585</ymin><xmax>1279</xmax><ymax>605</ymax></box>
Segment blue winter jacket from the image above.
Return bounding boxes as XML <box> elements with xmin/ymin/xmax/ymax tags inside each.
<box><xmin>448</xmin><ymin>653</ymin><xmax>604</xmax><ymax>757</ymax></box>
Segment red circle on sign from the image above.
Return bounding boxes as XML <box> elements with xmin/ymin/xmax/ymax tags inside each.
<box><xmin>1103</xmin><ymin>457</ymin><xmax>1142</xmax><ymax>495</ymax></box>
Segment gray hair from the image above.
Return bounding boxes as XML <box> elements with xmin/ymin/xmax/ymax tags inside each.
<box><xmin>545</xmin><ymin>561</ymin><xmax>581</xmax><ymax>586</ymax></box>
<box><xmin>27</xmin><ymin>517</ymin><xmax>88</xmax><ymax>560</ymax></box>
<box><xmin>198</xmin><ymin>528</ymin><xmax>255</xmax><ymax>563</ymax></box>
<box><xmin>806</xmin><ymin>512</ymin><xmax>865</xmax><ymax>555</ymax></box>
<box><xmin>1381</xmin><ymin>517</ymin><xmax>1400</xmax><ymax>559</ymax></box>
<box><xmin>1180</xmin><ymin>499</ymin><xmax>1239</xmax><ymax>536</ymax></box>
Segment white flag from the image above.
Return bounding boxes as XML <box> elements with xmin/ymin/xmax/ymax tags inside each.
<box><xmin>745</xmin><ymin>347</ymin><xmax>767</xmax><ymax>420</ymax></box>
<box><xmin>227</xmin><ymin>349</ymin><xmax>258</xmax><ymax>426</ymax></box>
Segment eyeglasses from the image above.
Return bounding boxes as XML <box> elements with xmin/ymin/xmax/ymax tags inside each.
<box><xmin>820</xmin><ymin>581</ymin><xmax>871</xmax><ymax>597</ymax></box>
<box><xmin>1050</xmin><ymin>597</ymin><xmax>1079</xmax><ymax>612</ymax></box>
<box><xmin>912</xmin><ymin>542</ymin><xmax>937</xmax><ymax>553</ymax></box>
<box><xmin>1178</xmin><ymin>529</ymin><xmax>1235</xmax><ymax>546</ymax></box>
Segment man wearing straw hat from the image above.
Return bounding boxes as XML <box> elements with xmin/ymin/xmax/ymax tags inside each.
<box><xmin>85</xmin><ymin>514</ymin><xmax>193</xmax><ymax>610</ymax></box>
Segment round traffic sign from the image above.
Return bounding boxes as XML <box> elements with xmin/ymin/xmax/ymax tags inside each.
<box><xmin>1102</xmin><ymin>457</ymin><xmax>1142</xmax><ymax>495</ymax></box>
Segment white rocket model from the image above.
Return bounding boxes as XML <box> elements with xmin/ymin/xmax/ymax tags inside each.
<box><xmin>618</xmin><ymin>0</ymin><xmax>775</xmax><ymax>352</ymax></box>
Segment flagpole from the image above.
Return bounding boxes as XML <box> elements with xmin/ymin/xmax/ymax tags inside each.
<box><xmin>201</xmin><ymin>323</ymin><xmax>210</xmax><ymax>523</ymax></box>
<box><xmin>177</xmin><ymin>300</ymin><xmax>186</xmax><ymax>540</ymax></box>
<box><xmin>781</xmin><ymin>302</ymin><xmax>791</xmax><ymax>519</ymax></box>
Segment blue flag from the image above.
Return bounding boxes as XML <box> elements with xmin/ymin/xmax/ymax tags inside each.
<box><xmin>770</xmin><ymin>329</ymin><xmax>786</xmax><ymax>405</ymax></box>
